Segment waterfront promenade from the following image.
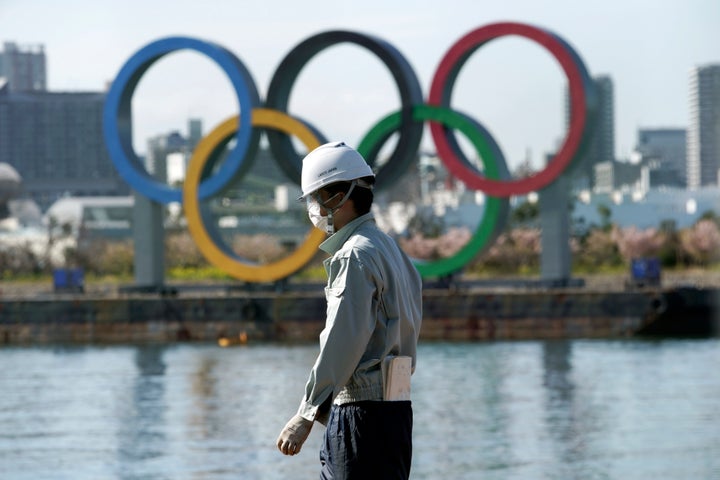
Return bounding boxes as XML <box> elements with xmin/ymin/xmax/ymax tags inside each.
<box><xmin>3</xmin><ymin>269</ymin><xmax>719</xmax><ymax>299</ymax></box>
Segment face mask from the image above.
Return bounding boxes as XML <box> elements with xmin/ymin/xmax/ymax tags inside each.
<box><xmin>306</xmin><ymin>197</ymin><xmax>334</xmax><ymax>235</ymax></box>
<box><xmin>306</xmin><ymin>185</ymin><xmax>356</xmax><ymax>236</ymax></box>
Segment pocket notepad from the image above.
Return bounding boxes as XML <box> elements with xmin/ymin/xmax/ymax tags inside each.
<box><xmin>382</xmin><ymin>355</ymin><xmax>412</xmax><ymax>401</ymax></box>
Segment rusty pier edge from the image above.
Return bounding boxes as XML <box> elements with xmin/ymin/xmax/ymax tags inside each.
<box><xmin>0</xmin><ymin>286</ymin><xmax>717</xmax><ymax>344</ymax></box>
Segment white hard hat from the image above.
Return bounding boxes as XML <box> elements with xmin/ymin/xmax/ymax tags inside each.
<box><xmin>300</xmin><ymin>141</ymin><xmax>374</xmax><ymax>198</ymax></box>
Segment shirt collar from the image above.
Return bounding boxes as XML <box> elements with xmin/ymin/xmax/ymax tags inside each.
<box><xmin>319</xmin><ymin>212</ymin><xmax>375</xmax><ymax>255</ymax></box>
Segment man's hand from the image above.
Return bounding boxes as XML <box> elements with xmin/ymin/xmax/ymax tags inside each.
<box><xmin>276</xmin><ymin>414</ymin><xmax>313</xmax><ymax>456</ymax></box>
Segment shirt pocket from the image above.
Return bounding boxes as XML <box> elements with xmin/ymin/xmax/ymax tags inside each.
<box><xmin>324</xmin><ymin>286</ymin><xmax>345</xmax><ymax>321</ymax></box>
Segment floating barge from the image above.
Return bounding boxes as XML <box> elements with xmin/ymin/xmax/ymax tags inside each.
<box><xmin>0</xmin><ymin>283</ymin><xmax>717</xmax><ymax>344</ymax></box>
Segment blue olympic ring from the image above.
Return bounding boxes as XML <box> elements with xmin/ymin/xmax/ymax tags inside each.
<box><xmin>102</xmin><ymin>36</ymin><xmax>260</xmax><ymax>204</ymax></box>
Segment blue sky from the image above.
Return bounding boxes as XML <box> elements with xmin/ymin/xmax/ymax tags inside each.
<box><xmin>1</xmin><ymin>0</ymin><xmax>718</xmax><ymax>171</ymax></box>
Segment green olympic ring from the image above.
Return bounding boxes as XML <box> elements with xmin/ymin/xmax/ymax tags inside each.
<box><xmin>358</xmin><ymin>104</ymin><xmax>510</xmax><ymax>278</ymax></box>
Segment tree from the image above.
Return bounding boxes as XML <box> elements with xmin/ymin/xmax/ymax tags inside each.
<box><xmin>597</xmin><ymin>204</ymin><xmax>612</xmax><ymax>231</ymax></box>
<box><xmin>510</xmin><ymin>200</ymin><xmax>539</xmax><ymax>226</ymax></box>
<box><xmin>680</xmin><ymin>220</ymin><xmax>720</xmax><ymax>265</ymax></box>
<box><xmin>611</xmin><ymin>226</ymin><xmax>666</xmax><ymax>262</ymax></box>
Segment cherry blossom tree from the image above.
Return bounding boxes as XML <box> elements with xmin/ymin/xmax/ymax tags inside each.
<box><xmin>679</xmin><ymin>220</ymin><xmax>720</xmax><ymax>265</ymax></box>
<box><xmin>611</xmin><ymin>226</ymin><xmax>666</xmax><ymax>262</ymax></box>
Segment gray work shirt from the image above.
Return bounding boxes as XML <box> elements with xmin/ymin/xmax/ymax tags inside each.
<box><xmin>297</xmin><ymin>213</ymin><xmax>423</xmax><ymax>422</ymax></box>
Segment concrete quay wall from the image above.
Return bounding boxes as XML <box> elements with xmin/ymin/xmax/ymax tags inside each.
<box><xmin>0</xmin><ymin>287</ymin><xmax>716</xmax><ymax>344</ymax></box>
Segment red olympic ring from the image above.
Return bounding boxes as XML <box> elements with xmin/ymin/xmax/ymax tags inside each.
<box><xmin>428</xmin><ymin>22</ymin><xmax>595</xmax><ymax>197</ymax></box>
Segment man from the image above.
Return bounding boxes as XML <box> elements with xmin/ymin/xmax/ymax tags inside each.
<box><xmin>276</xmin><ymin>141</ymin><xmax>423</xmax><ymax>479</ymax></box>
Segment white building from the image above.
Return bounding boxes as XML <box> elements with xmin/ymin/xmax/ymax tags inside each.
<box><xmin>573</xmin><ymin>186</ymin><xmax>720</xmax><ymax>230</ymax></box>
<box><xmin>44</xmin><ymin>196</ymin><xmax>133</xmax><ymax>239</ymax></box>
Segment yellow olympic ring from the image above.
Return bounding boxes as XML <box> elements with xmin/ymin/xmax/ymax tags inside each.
<box><xmin>183</xmin><ymin>108</ymin><xmax>326</xmax><ymax>282</ymax></box>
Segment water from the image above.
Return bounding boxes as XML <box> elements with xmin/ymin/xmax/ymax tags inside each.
<box><xmin>1</xmin><ymin>340</ymin><xmax>719</xmax><ymax>480</ymax></box>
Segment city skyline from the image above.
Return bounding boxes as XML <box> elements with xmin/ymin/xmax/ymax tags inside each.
<box><xmin>1</xmin><ymin>0</ymin><xmax>718</xmax><ymax>173</ymax></box>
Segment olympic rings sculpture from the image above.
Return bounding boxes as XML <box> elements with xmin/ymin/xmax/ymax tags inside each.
<box><xmin>103</xmin><ymin>22</ymin><xmax>597</xmax><ymax>283</ymax></box>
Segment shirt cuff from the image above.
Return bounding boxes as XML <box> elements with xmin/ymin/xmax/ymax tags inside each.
<box><xmin>297</xmin><ymin>400</ymin><xmax>319</xmax><ymax>423</ymax></box>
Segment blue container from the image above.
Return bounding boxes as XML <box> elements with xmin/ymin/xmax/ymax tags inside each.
<box><xmin>630</xmin><ymin>258</ymin><xmax>661</xmax><ymax>285</ymax></box>
<box><xmin>53</xmin><ymin>268</ymin><xmax>84</xmax><ymax>291</ymax></box>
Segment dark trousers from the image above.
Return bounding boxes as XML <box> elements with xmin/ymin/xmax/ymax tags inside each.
<box><xmin>319</xmin><ymin>401</ymin><xmax>413</xmax><ymax>480</ymax></box>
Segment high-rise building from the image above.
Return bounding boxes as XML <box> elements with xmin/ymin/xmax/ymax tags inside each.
<box><xmin>687</xmin><ymin>64</ymin><xmax>720</xmax><ymax>188</ymax></box>
<box><xmin>635</xmin><ymin>128</ymin><xmax>687</xmax><ymax>187</ymax></box>
<box><xmin>0</xmin><ymin>42</ymin><xmax>46</xmax><ymax>92</ymax></box>
<box><xmin>187</xmin><ymin>118</ymin><xmax>203</xmax><ymax>153</ymax></box>
<box><xmin>566</xmin><ymin>75</ymin><xmax>615</xmax><ymax>190</ymax></box>
<box><xmin>0</xmin><ymin>84</ymin><xmax>129</xmax><ymax>210</ymax></box>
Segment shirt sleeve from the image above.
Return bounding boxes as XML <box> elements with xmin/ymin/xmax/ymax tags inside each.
<box><xmin>297</xmin><ymin>254</ymin><xmax>377</xmax><ymax>421</ymax></box>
